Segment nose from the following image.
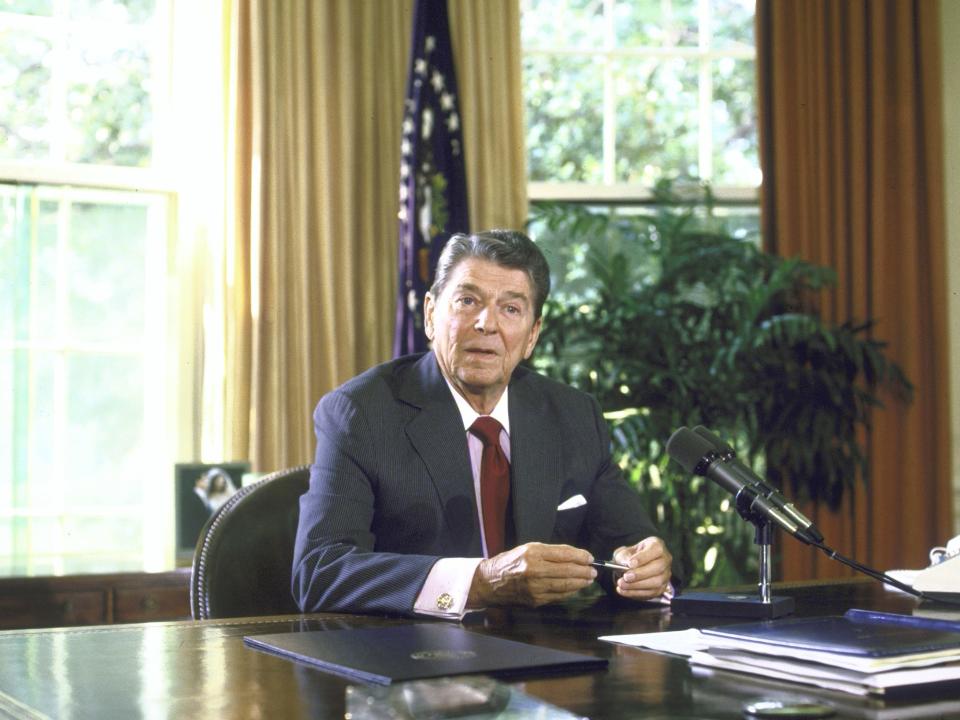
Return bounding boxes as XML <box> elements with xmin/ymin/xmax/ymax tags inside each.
<box><xmin>474</xmin><ymin>305</ymin><xmax>498</xmax><ymax>333</ymax></box>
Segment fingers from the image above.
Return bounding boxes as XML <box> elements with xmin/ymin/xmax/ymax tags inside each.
<box><xmin>531</xmin><ymin>543</ymin><xmax>596</xmax><ymax>579</ymax></box>
<box><xmin>613</xmin><ymin>537</ymin><xmax>673</xmax><ymax>600</ymax></box>
<box><xmin>472</xmin><ymin>543</ymin><xmax>597</xmax><ymax>607</ymax></box>
<box><xmin>533</xmin><ymin>542</ymin><xmax>594</xmax><ymax>567</ymax></box>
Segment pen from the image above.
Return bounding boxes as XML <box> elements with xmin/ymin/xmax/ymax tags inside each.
<box><xmin>590</xmin><ymin>561</ymin><xmax>629</xmax><ymax>572</ymax></box>
<box><xmin>844</xmin><ymin>608</ymin><xmax>960</xmax><ymax>633</ymax></box>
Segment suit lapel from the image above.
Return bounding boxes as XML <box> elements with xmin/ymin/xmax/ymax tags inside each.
<box><xmin>399</xmin><ymin>353</ymin><xmax>483</xmax><ymax>555</ymax></box>
<box><xmin>508</xmin><ymin>368</ymin><xmax>562</xmax><ymax>544</ymax></box>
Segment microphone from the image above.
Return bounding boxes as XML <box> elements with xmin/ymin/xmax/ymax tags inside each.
<box><xmin>690</xmin><ymin>426</ymin><xmax>824</xmax><ymax>544</ymax></box>
<box><xmin>666</xmin><ymin>426</ymin><xmax>823</xmax><ymax>546</ymax></box>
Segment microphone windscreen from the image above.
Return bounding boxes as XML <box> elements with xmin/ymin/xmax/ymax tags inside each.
<box><xmin>693</xmin><ymin>425</ymin><xmax>734</xmax><ymax>453</ymax></box>
<box><xmin>666</xmin><ymin>426</ymin><xmax>717</xmax><ymax>473</ymax></box>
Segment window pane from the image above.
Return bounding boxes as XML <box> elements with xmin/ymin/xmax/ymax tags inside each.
<box><xmin>30</xmin><ymin>199</ymin><xmax>60</xmax><ymax>341</ymax></box>
<box><xmin>614</xmin><ymin>0</ymin><xmax>698</xmax><ymax>48</ymax></box>
<box><xmin>615</xmin><ymin>57</ymin><xmax>699</xmax><ymax>183</ymax></box>
<box><xmin>0</xmin><ymin>190</ymin><xmax>55</xmax><ymax>343</ymax></box>
<box><xmin>0</xmin><ymin>27</ymin><xmax>53</xmax><ymax>160</ymax></box>
<box><xmin>525</xmin><ymin>54</ymin><xmax>604</xmax><ymax>183</ymax></box>
<box><xmin>522</xmin><ymin>0</ymin><xmax>758</xmax><ymax>192</ymax></box>
<box><xmin>65</xmin><ymin>352</ymin><xmax>144</xmax><ymax>507</ymax></box>
<box><xmin>62</xmin><ymin>516</ymin><xmax>142</xmax><ymax>558</ymax></box>
<box><xmin>66</xmin><ymin>28</ymin><xmax>154</xmax><ymax>166</ymax></box>
<box><xmin>0</xmin><ymin>350</ymin><xmax>16</xmax><ymax>509</ymax></box>
<box><xmin>23</xmin><ymin>350</ymin><xmax>61</xmax><ymax>510</ymax></box>
<box><xmin>712</xmin><ymin>57</ymin><xmax>759</xmax><ymax>186</ymax></box>
<box><xmin>0</xmin><ymin>0</ymin><xmax>53</xmax><ymax>14</ymax></box>
<box><xmin>69</xmin><ymin>0</ymin><xmax>157</xmax><ymax>24</ymax></box>
<box><xmin>67</xmin><ymin>201</ymin><xmax>147</xmax><ymax>344</ymax></box>
<box><xmin>712</xmin><ymin>0</ymin><xmax>755</xmax><ymax>49</ymax></box>
<box><xmin>521</xmin><ymin>0</ymin><xmax>604</xmax><ymax>49</ymax></box>
<box><xmin>0</xmin><ymin>189</ymin><xmax>16</xmax><ymax>342</ymax></box>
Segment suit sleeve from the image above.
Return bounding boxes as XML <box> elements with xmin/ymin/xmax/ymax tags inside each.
<box><xmin>291</xmin><ymin>390</ymin><xmax>439</xmax><ymax>615</ymax></box>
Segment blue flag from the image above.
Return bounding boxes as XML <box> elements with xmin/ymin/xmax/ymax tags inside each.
<box><xmin>393</xmin><ymin>0</ymin><xmax>470</xmax><ymax>358</ymax></box>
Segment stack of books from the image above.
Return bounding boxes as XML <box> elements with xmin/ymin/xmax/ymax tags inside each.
<box><xmin>600</xmin><ymin>609</ymin><xmax>960</xmax><ymax>698</ymax></box>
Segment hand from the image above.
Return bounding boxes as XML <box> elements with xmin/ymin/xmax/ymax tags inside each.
<box><xmin>612</xmin><ymin>537</ymin><xmax>673</xmax><ymax>601</ymax></box>
<box><xmin>467</xmin><ymin>542</ymin><xmax>597</xmax><ymax>608</ymax></box>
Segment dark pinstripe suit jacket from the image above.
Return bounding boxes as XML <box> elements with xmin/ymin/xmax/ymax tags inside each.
<box><xmin>291</xmin><ymin>351</ymin><xmax>661</xmax><ymax>615</ymax></box>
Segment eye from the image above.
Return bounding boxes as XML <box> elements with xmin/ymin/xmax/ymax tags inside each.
<box><xmin>504</xmin><ymin>304</ymin><xmax>521</xmax><ymax>316</ymax></box>
<box><xmin>456</xmin><ymin>295</ymin><xmax>476</xmax><ymax>307</ymax></box>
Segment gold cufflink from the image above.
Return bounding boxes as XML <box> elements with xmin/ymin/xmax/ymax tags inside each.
<box><xmin>436</xmin><ymin>592</ymin><xmax>454</xmax><ymax>611</ymax></box>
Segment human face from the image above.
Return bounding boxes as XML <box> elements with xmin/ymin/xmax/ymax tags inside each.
<box><xmin>424</xmin><ymin>258</ymin><xmax>542</xmax><ymax>414</ymax></box>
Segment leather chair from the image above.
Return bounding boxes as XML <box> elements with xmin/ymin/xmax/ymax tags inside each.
<box><xmin>190</xmin><ymin>464</ymin><xmax>310</xmax><ymax>620</ymax></box>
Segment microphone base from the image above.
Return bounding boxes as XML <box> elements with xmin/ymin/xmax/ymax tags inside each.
<box><xmin>670</xmin><ymin>591</ymin><xmax>795</xmax><ymax>619</ymax></box>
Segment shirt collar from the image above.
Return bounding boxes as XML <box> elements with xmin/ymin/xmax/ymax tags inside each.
<box><xmin>443</xmin><ymin>379</ymin><xmax>511</xmax><ymax>435</ymax></box>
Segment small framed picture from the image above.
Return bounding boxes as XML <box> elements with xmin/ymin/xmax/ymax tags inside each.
<box><xmin>174</xmin><ymin>462</ymin><xmax>251</xmax><ymax>562</ymax></box>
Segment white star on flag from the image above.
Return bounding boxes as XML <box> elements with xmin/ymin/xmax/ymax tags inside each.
<box><xmin>440</xmin><ymin>92</ymin><xmax>454</xmax><ymax>110</ymax></box>
<box><xmin>446</xmin><ymin>112</ymin><xmax>459</xmax><ymax>132</ymax></box>
<box><xmin>431</xmin><ymin>70</ymin><xmax>445</xmax><ymax>92</ymax></box>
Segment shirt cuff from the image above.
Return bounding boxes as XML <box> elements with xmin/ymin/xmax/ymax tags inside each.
<box><xmin>658</xmin><ymin>582</ymin><xmax>676</xmax><ymax>605</ymax></box>
<box><xmin>414</xmin><ymin>557</ymin><xmax>483</xmax><ymax>620</ymax></box>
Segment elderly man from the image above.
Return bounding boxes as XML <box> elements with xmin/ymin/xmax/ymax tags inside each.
<box><xmin>292</xmin><ymin>229</ymin><xmax>673</xmax><ymax>618</ymax></box>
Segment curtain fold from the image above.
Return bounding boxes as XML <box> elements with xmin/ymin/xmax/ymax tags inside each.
<box><xmin>450</xmin><ymin>0</ymin><xmax>528</xmax><ymax>231</ymax></box>
<box><xmin>214</xmin><ymin>0</ymin><xmax>525</xmax><ymax>471</ymax></box>
<box><xmin>756</xmin><ymin>0</ymin><xmax>952</xmax><ymax>578</ymax></box>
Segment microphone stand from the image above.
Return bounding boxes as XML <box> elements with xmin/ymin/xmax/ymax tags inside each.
<box><xmin>671</xmin><ymin>489</ymin><xmax>795</xmax><ymax>619</ymax></box>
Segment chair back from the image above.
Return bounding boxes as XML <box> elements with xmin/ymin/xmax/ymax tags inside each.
<box><xmin>190</xmin><ymin>465</ymin><xmax>309</xmax><ymax>620</ymax></box>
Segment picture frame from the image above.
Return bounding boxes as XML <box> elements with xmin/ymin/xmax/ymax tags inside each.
<box><xmin>174</xmin><ymin>461</ymin><xmax>251</xmax><ymax>563</ymax></box>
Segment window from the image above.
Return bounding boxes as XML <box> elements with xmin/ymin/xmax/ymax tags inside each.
<box><xmin>522</xmin><ymin>0</ymin><xmax>758</xmax><ymax>202</ymax></box>
<box><xmin>0</xmin><ymin>0</ymin><xmax>179</xmax><ymax>575</ymax></box>
<box><xmin>522</xmin><ymin>0</ymin><xmax>760</xmax><ymax>298</ymax></box>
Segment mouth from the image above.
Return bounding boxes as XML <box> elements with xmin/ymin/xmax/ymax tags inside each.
<box><xmin>465</xmin><ymin>348</ymin><xmax>499</xmax><ymax>359</ymax></box>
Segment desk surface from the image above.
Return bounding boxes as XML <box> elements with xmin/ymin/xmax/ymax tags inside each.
<box><xmin>0</xmin><ymin>579</ymin><xmax>953</xmax><ymax>719</ymax></box>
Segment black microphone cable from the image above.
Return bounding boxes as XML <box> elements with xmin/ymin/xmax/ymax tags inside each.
<box><xmin>808</xmin><ymin>539</ymin><xmax>960</xmax><ymax>608</ymax></box>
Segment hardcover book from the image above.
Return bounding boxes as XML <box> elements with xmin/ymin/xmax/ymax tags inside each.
<box><xmin>244</xmin><ymin>623</ymin><xmax>607</xmax><ymax>685</ymax></box>
<box><xmin>701</xmin><ymin>614</ymin><xmax>960</xmax><ymax>658</ymax></box>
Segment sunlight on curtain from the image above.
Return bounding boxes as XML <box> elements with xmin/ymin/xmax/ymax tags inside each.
<box><xmin>451</xmin><ymin>0</ymin><xmax>528</xmax><ymax>231</ymax></box>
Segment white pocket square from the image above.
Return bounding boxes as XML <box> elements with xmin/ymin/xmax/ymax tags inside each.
<box><xmin>557</xmin><ymin>494</ymin><xmax>587</xmax><ymax>511</ymax></box>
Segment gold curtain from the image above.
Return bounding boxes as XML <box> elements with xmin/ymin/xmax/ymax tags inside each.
<box><xmin>756</xmin><ymin>0</ymin><xmax>952</xmax><ymax>578</ymax></box>
<box><xmin>218</xmin><ymin>0</ymin><xmax>526</xmax><ymax>471</ymax></box>
<box><xmin>450</xmin><ymin>0</ymin><xmax>528</xmax><ymax>230</ymax></box>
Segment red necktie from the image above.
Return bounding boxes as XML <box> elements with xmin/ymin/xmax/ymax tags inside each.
<box><xmin>469</xmin><ymin>416</ymin><xmax>510</xmax><ymax>556</ymax></box>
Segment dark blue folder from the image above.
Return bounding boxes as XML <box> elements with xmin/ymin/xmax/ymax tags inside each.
<box><xmin>244</xmin><ymin>623</ymin><xmax>607</xmax><ymax>684</ymax></box>
<box><xmin>701</xmin><ymin>611</ymin><xmax>960</xmax><ymax>658</ymax></box>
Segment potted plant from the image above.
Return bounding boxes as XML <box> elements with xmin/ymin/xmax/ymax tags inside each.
<box><xmin>527</xmin><ymin>180</ymin><xmax>912</xmax><ymax>587</ymax></box>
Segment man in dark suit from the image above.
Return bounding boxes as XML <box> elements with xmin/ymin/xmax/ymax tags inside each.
<box><xmin>293</xmin><ymin>230</ymin><xmax>673</xmax><ymax>617</ymax></box>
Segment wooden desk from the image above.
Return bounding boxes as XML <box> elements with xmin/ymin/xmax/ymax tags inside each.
<box><xmin>0</xmin><ymin>579</ymin><xmax>952</xmax><ymax>719</ymax></box>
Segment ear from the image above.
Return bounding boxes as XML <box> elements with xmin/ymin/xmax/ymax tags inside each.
<box><xmin>522</xmin><ymin>316</ymin><xmax>542</xmax><ymax>360</ymax></box>
<box><xmin>423</xmin><ymin>292</ymin><xmax>436</xmax><ymax>341</ymax></box>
